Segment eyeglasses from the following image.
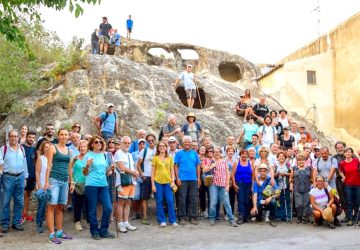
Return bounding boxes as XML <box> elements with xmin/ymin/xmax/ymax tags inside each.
<box><xmin>207</xmin><ymin>151</ymin><xmax>213</xmax><ymax>153</ymax></box>
<box><xmin>73</xmin><ymin>125</ymin><xmax>80</xmax><ymax>128</ymax></box>
<box><xmin>248</xmin><ymin>117</ymin><xmax>254</xmax><ymax>120</ymax></box>
<box><xmin>108</xmin><ymin>141</ymin><xmax>114</xmax><ymax>144</ymax></box>
<box><xmin>123</xmin><ymin>142</ymin><xmax>131</xmax><ymax>144</ymax></box>
<box><xmin>147</xmin><ymin>139</ymin><xmax>155</xmax><ymax>142</ymax></box>
<box><xmin>94</xmin><ymin>141</ymin><xmax>103</xmax><ymax>145</ymax></box>
<box><xmin>9</xmin><ymin>135</ymin><xmax>18</xmax><ymax>138</ymax></box>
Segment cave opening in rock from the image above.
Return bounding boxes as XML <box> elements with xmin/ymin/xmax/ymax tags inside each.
<box><xmin>176</xmin><ymin>86</ymin><xmax>206</xmax><ymax>109</ymax></box>
<box><xmin>218</xmin><ymin>62</ymin><xmax>241</xmax><ymax>82</ymax></box>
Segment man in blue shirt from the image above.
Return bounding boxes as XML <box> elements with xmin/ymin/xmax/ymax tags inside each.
<box><xmin>126</xmin><ymin>15</ymin><xmax>133</xmax><ymax>39</ymax></box>
<box><xmin>112</xmin><ymin>29</ymin><xmax>121</xmax><ymax>56</ymax></box>
<box><xmin>174</xmin><ymin>136</ymin><xmax>201</xmax><ymax>225</ymax></box>
<box><xmin>251</xmin><ymin>163</ymin><xmax>279</xmax><ymax>227</ymax></box>
<box><xmin>94</xmin><ymin>103</ymin><xmax>118</xmax><ymax>141</ymax></box>
<box><xmin>0</xmin><ymin>130</ymin><xmax>28</xmax><ymax>233</ymax></box>
<box><xmin>21</xmin><ymin>131</ymin><xmax>37</xmax><ymax>223</ymax></box>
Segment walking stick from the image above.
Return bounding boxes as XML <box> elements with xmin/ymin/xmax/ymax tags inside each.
<box><xmin>282</xmin><ymin>179</ymin><xmax>289</xmax><ymax>223</ymax></box>
<box><xmin>195</xmin><ymin>81</ymin><xmax>203</xmax><ymax>109</ymax></box>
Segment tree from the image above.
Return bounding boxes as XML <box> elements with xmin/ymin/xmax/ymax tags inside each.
<box><xmin>0</xmin><ymin>0</ymin><xmax>100</xmax><ymax>47</ymax></box>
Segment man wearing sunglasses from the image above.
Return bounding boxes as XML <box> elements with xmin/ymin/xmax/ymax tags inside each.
<box><xmin>35</xmin><ymin>124</ymin><xmax>58</xmax><ymax>157</ymax></box>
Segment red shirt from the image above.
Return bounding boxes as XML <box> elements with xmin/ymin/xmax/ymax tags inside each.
<box><xmin>212</xmin><ymin>159</ymin><xmax>228</xmax><ymax>187</ymax></box>
<box><xmin>339</xmin><ymin>158</ymin><xmax>360</xmax><ymax>186</ymax></box>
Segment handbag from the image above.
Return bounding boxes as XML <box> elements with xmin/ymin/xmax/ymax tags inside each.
<box><xmin>75</xmin><ymin>183</ymin><xmax>85</xmax><ymax>195</ymax></box>
<box><xmin>120</xmin><ymin>153</ymin><xmax>134</xmax><ymax>186</ymax></box>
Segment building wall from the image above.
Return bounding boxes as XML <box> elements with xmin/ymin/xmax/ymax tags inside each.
<box><xmin>259</xmin><ymin>52</ymin><xmax>334</xmax><ymax>134</ymax></box>
<box><xmin>260</xmin><ymin>12</ymin><xmax>360</xmax><ymax>144</ymax></box>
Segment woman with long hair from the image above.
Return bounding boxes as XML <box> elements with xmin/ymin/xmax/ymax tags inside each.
<box><xmin>151</xmin><ymin>141</ymin><xmax>177</xmax><ymax>227</ymax></box>
<box><xmin>19</xmin><ymin>125</ymin><xmax>28</xmax><ymax>144</ymax></box>
<box><xmin>198</xmin><ymin>146</ymin><xmax>209</xmax><ymax>217</ymax></box>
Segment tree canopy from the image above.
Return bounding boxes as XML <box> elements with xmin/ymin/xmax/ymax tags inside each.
<box><xmin>0</xmin><ymin>0</ymin><xmax>100</xmax><ymax>47</ymax></box>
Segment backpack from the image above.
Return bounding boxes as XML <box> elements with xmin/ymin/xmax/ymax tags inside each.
<box><xmin>110</xmin><ymin>35</ymin><xmax>119</xmax><ymax>44</ymax></box>
<box><xmin>324</xmin><ymin>188</ymin><xmax>342</xmax><ymax>216</ymax></box>
<box><xmin>100</xmin><ymin>112</ymin><xmax>117</xmax><ymax>130</ymax></box>
<box><xmin>140</xmin><ymin>147</ymin><xmax>148</xmax><ymax>172</ymax></box>
<box><xmin>2</xmin><ymin>144</ymin><xmax>26</xmax><ymax>160</ymax></box>
<box><xmin>261</xmin><ymin>125</ymin><xmax>276</xmax><ymax>136</ymax></box>
<box><xmin>316</xmin><ymin>157</ymin><xmax>336</xmax><ymax>173</ymax></box>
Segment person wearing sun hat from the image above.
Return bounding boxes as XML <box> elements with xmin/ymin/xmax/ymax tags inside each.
<box><xmin>181</xmin><ymin>112</ymin><xmax>204</xmax><ymax>145</ymax></box>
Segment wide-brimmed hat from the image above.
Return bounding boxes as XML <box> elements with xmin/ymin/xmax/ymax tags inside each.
<box><xmin>186</xmin><ymin>112</ymin><xmax>196</xmax><ymax>122</ymax></box>
<box><xmin>258</xmin><ymin>163</ymin><xmax>268</xmax><ymax>171</ymax></box>
<box><xmin>322</xmin><ymin>207</ymin><xmax>334</xmax><ymax>222</ymax></box>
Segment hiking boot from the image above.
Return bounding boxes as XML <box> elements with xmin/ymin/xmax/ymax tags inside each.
<box><xmin>190</xmin><ymin>218</ymin><xmax>198</xmax><ymax>225</ymax></box>
<box><xmin>91</xmin><ymin>234</ymin><xmax>101</xmax><ymax>240</ymax></box>
<box><xmin>236</xmin><ymin>218</ymin><xmax>244</xmax><ymax>225</ymax></box>
<box><xmin>301</xmin><ymin>217</ymin><xmax>307</xmax><ymax>224</ymax></box>
<box><xmin>100</xmin><ymin>232</ymin><xmax>115</xmax><ymax>239</ymax></box>
<box><xmin>12</xmin><ymin>224</ymin><xmax>24</xmax><ymax>231</ymax></box>
<box><xmin>328</xmin><ymin>222</ymin><xmax>336</xmax><ymax>229</ymax></box>
<box><xmin>347</xmin><ymin>220</ymin><xmax>354</xmax><ymax>226</ymax></box>
<box><xmin>75</xmin><ymin>221</ymin><xmax>83</xmax><ymax>231</ymax></box>
<box><xmin>334</xmin><ymin>217</ymin><xmax>341</xmax><ymax>227</ymax></box>
<box><xmin>297</xmin><ymin>217</ymin><xmax>302</xmax><ymax>224</ymax></box>
<box><xmin>179</xmin><ymin>219</ymin><xmax>186</xmax><ymax>225</ymax></box>
<box><xmin>269</xmin><ymin>220</ymin><xmax>278</xmax><ymax>227</ymax></box>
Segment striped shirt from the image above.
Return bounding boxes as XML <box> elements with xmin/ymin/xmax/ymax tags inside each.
<box><xmin>212</xmin><ymin>159</ymin><xmax>228</xmax><ymax>187</ymax></box>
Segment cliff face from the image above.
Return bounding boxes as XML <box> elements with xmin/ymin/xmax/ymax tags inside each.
<box><xmin>0</xmin><ymin>40</ymin><xmax>332</xmax><ymax>148</ymax></box>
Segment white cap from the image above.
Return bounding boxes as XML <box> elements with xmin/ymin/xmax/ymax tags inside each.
<box><xmin>168</xmin><ymin>136</ymin><xmax>177</xmax><ymax>142</ymax></box>
<box><xmin>107</xmin><ymin>103</ymin><xmax>114</xmax><ymax>108</ymax></box>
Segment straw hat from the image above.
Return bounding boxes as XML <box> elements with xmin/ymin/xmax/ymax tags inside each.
<box><xmin>322</xmin><ymin>207</ymin><xmax>334</xmax><ymax>222</ymax></box>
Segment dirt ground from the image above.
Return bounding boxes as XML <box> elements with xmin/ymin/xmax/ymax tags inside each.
<box><xmin>1</xmin><ymin>200</ymin><xmax>360</xmax><ymax>250</ymax></box>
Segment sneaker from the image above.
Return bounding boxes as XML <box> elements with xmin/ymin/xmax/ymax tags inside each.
<box><xmin>23</xmin><ymin>214</ymin><xmax>34</xmax><ymax>222</ymax></box>
<box><xmin>11</xmin><ymin>224</ymin><xmax>24</xmax><ymax>231</ymax></box>
<box><xmin>264</xmin><ymin>211</ymin><xmax>270</xmax><ymax>223</ymax></box>
<box><xmin>269</xmin><ymin>220</ymin><xmax>278</xmax><ymax>227</ymax></box>
<box><xmin>334</xmin><ymin>217</ymin><xmax>341</xmax><ymax>227</ymax></box>
<box><xmin>160</xmin><ymin>222</ymin><xmax>167</xmax><ymax>227</ymax></box>
<box><xmin>20</xmin><ymin>216</ymin><xmax>26</xmax><ymax>225</ymax></box>
<box><xmin>142</xmin><ymin>218</ymin><xmax>149</xmax><ymax>225</ymax></box>
<box><xmin>179</xmin><ymin>219</ymin><xmax>186</xmax><ymax>225</ymax></box>
<box><xmin>265</xmin><ymin>216</ymin><xmax>270</xmax><ymax>223</ymax></box>
<box><xmin>328</xmin><ymin>222</ymin><xmax>336</xmax><ymax>229</ymax></box>
<box><xmin>190</xmin><ymin>218</ymin><xmax>198</xmax><ymax>225</ymax></box>
<box><xmin>341</xmin><ymin>217</ymin><xmax>349</xmax><ymax>223</ymax></box>
<box><xmin>125</xmin><ymin>223</ymin><xmax>137</xmax><ymax>231</ymax></box>
<box><xmin>224</xmin><ymin>215</ymin><xmax>229</xmax><ymax>221</ymax></box>
<box><xmin>92</xmin><ymin>234</ymin><xmax>101</xmax><ymax>240</ymax></box>
<box><xmin>209</xmin><ymin>220</ymin><xmax>215</xmax><ymax>226</ymax></box>
<box><xmin>2</xmin><ymin>227</ymin><xmax>9</xmax><ymax>233</ymax></box>
<box><xmin>75</xmin><ymin>222</ymin><xmax>83</xmax><ymax>231</ymax></box>
<box><xmin>119</xmin><ymin>225</ymin><xmax>127</xmax><ymax>233</ymax></box>
<box><xmin>203</xmin><ymin>210</ymin><xmax>208</xmax><ymax>218</ymax></box>
<box><xmin>100</xmin><ymin>232</ymin><xmax>115</xmax><ymax>239</ymax></box>
<box><xmin>347</xmin><ymin>220</ymin><xmax>354</xmax><ymax>226</ymax></box>
<box><xmin>230</xmin><ymin>221</ymin><xmax>238</xmax><ymax>227</ymax></box>
<box><xmin>171</xmin><ymin>222</ymin><xmax>178</xmax><ymax>226</ymax></box>
<box><xmin>36</xmin><ymin>224</ymin><xmax>44</xmax><ymax>233</ymax></box>
<box><xmin>302</xmin><ymin>217</ymin><xmax>307</xmax><ymax>224</ymax></box>
<box><xmin>236</xmin><ymin>218</ymin><xmax>244</xmax><ymax>225</ymax></box>
<box><xmin>57</xmin><ymin>231</ymin><xmax>73</xmax><ymax>240</ymax></box>
<box><xmin>49</xmin><ymin>235</ymin><xmax>62</xmax><ymax>244</ymax></box>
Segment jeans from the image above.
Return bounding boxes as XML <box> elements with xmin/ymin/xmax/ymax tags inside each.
<box><xmin>178</xmin><ymin>181</ymin><xmax>198</xmax><ymax>219</ymax></box>
<box><xmin>276</xmin><ymin>188</ymin><xmax>291</xmax><ymax>220</ymax></box>
<box><xmin>101</xmin><ymin>131</ymin><xmax>114</xmax><ymax>141</ymax></box>
<box><xmin>199</xmin><ymin>184</ymin><xmax>209</xmax><ymax>212</ymax></box>
<box><xmin>256</xmin><ymin>199</ymin><xmax>277</xmax><ymax>221</ymax></box>
<box><xmin>85</xmin><ymin>186</ymin><xmax>112</xmax><ymax>236</ymax></box>
<box><xmin>209</xmin><ymin>185</ymin><xmax>234</xmax><ymax>222</ymax></box>
<box><xmin>154</xmin><ymin>182</ymin><xmax>176</xmax><ymax>224</ymax></box>
<box><xmin>294</xmin><ymin>191</ymin><xmax>311</xmax><ymax>217</ymax></box>
<box><xmin>35</xmin><ymin>188</ymin><xmax>50</xmax><ymax>226</ymax></box>
<box><xmin>236</xmin><ymin>182</ymin><xmax>252</xmax><ymax>220</ymax></box>
<box><xmin>344</xmin><ymin>185</ymin><xmax>360</xmax><ymax>221</ymax></box>
<box><xmin>91</xmin><ymin>42</ymin><xmax>98</xmax><ymax>54</ymax></box>
<box><xmin>74</xmin><ymin>191</ymin><xmax>89</xmax><ymax>223</ymax></box>
<box><xmin>1</xmin><ymin>173</ymin><xmax>25</xmax><ymax>227</ymax></box>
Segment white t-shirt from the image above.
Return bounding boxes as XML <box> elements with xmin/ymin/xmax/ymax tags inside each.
<box><xmin>178</xmin><ymin>72</ymin><xmax>196</xmax><ymax>90</ymax></box>
<box><xmin>114</xmin><ymin>149</ymin><xmax>136</xmax><ymax>185</ymax></box>
<box><xmin>138</xmin><ymin>147</ymin><xmax>156</xmax><ymax>177</ymax></box>
<box><xmin>290</xmin><ymin>131</ymin><xmax>300</xmax><ymax>144</ymax></box>
<box><xmin>268</xmin><ymin>153</ymin><xmax>278</xmax><ymax>167</ymax></box>
<box><xmin>39</xmin><ymin>155</ymin><xmax>48</xmax><ymax>187</ymax></box>
<box><xmin>258</xmin><ymin>125</ymin><xmax>277</xmax><ymax>148</ymax></box>
<box><xmin>309</xmin><ymin>186</ymin><xmax>331</xmax><ymax>209</ymax></box>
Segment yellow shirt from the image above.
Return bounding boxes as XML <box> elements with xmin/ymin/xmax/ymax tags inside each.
<box><xmin>152</xmin><ymin>155</ymin><xmax>174</xmax><ymax>184</ymax></box>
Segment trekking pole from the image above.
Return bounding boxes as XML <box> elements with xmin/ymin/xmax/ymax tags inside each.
<box><xmin>283</xmin><ymin>179</ymin><xmax>289</xmax><ymax>223</ymax></box>
<box><xmin>195</xmin><ymin>81</ymin><xmax>203</xmax><ymax>109</ymax></box>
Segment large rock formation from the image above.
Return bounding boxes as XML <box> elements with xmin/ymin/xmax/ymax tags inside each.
<box><xmin>0</xmin><ymin>40</ymin><xmax>333</xmax><ymax>148</ymax></box>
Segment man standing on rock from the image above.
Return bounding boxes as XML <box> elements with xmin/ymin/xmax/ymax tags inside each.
<box><xmin>99</xmin><ymin>16</ymin><xmax>112</xmax><ymax>55</ymax></box>
<box><xmin>174</xmin><ymin>65</ymin><xmax>197</xmax><ymax>108</ymax></box>
<box><xmin>94</xmin><ymin>103</ymin><xmax>118</xmax><ymax>141</ymax></box>
<box><xmin>126</xmin><ymin>15</ymin><xmax>133</xmax><ymax>39</ymax></box>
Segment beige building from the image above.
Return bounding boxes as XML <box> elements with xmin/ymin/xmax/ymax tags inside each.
<box><xmin>258</xmin><ymin>12</ymin><xmax>360</xmax><ymax>147</ymax></box>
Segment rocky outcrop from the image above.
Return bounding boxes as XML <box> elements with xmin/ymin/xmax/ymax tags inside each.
<box><xmin>0</xmin><ymin>40</ymin><xmax>333</xmax><ymax>148</ymax></box>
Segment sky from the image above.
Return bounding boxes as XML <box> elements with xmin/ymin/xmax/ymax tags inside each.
<box><xmin>40</xmin><ymin>0</ymin><xmax>360</xmax><ymax>63</ymax></box>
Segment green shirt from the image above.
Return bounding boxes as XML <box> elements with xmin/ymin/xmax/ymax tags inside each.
<box><xmin>73</xmin><ymin>157</ymin><xmax>86</xmax><ymax>184</ymax></box>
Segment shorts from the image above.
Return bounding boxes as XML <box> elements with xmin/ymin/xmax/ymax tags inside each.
<box><xmin>25</xmin><ymin>177</ymin><xmax>36</xmax><ymax>191</ymax></box>
<box><xmin>133</xmin><ymin>182</ymin><xmax>141</xmax><ymax>201</ymax></box>
<box><xmin>48</xmin><ymin>178</ymin><xmax>69</xmax><ymax>205</ymax></box>
<box><xmin>140</xmin><ymin>177</ymin><xmax>152</xmax><ymax>200</ymax></box>
<box><xmin>236</xmin><ymin>110</ymin><xmax>245</xmax><ymax>117</ymax></box>
<box><xmin>127</xmin><ymin>28</ymin><xmax>132</xmax><ymax>33</ymax></box>
<box><xmin>118</xmin><ymin>184</ymin><xmax>135</xmax><ymax>199</ymax></box>
<box><xmin>185</xmin><ymin>89</ymin><xmax>197</xmax><ymax>99</ymax></box>
<box><xmin>99</xmin><ymin>35</ymin><xmax>110</xmax><ymax>44</ymax></box>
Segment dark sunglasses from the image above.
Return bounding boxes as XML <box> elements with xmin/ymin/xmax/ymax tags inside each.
<box><xmin>207</xmin><ymin>151</ymin><xmax>213</xmax><ymax>153</ymax></box>
<box><xmin>73</xmin><ymin>125</ymin><xmax>80</xmax><ymax>128</ymax></box>
<box><xmin>108</xmin><ymin>141</ymin><xmax>115</xmax><ymax>144</ymax></box>
<box><xmin>94</xmin><ymin>141</ymin><xmax>103</xmax><ymax>145</ymax></box>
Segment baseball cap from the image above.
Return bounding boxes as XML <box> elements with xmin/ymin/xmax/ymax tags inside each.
<box><xmin>138</xmin><ymin>138</ymin><xmax>146</xmax><ymax>144</ymax></box>
<box><xmin>300</xmin><ymin>124</ymin><xmax>305</xmax><ymax>128</ymax></box>
<box><xmin>187</xmin><ymin>64</ymin><xmax>192</xmax><ymax>68</ymax></box>
<box><xmin>107</xmin><ymin>103</ymin><xmax>114</xmax><ymax>108</ymax></box>
<box><xmin>283</xmin><ymin>126</ymin><xmax>290</xmax><ymax>130</ymax></box>
<box><xmin>168</xmin><ymin>136</ymin><xmax>177</xmax><ymax>142</ymax></box>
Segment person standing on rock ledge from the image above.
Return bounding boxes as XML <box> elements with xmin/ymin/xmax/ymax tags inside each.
<box><xmin>98</xmin><ymin>16</ymin><xmax>112</xmax><ymax>55</ymax></box>
<box><xmin>94</xmin><ymin>103</ymin><xmax>118</xmax><ymax>141</ymax></box>
<box><xmin>126</xmin><ymin>15</ymin><xmax>133</xmax><ymax>39</ymax></box>
<box><xmin>174</xmin><ymin>65</ymin><xmax>197</xmax><ymax>108</ymax></box>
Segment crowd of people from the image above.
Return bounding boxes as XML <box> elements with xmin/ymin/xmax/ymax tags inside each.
<box><xmin>0</xmin><ymin>90</ymin><xmax>359</xmax><ymax>244</ymax></box>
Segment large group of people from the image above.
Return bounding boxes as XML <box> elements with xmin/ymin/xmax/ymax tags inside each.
<box><xmin>1</xmin><ymin>58</ymin><xmax>360</xmax><ymax>246</ymax></box>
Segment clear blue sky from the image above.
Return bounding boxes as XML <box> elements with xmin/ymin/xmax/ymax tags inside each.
<box><xmin>40</xmin><ymin>0</ymin><xmax>360</xmax><ymax>63</ymax></box>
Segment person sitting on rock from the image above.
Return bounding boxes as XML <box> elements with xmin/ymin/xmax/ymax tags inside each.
<box><xmin>98</xmin><ymin>16</ymin><xmax>112</xmax><ymax>55</ymax></box>
<box><xmin>235</xmin><ymin>95</ymin><xmax>253</xmax><ymax>120</ymax></box>
<box><xmin>252</xmin><ymin>96</ymin><xmax>270</xmax><ymax>125</ymax></box>
<box><xmin>174</xmin><ymin>65</ymin><xmax>197</xmax><ymax>108</ymax></box>
<box><xmin>238</xmin><ymin>115</ymin><xmax>259</xmax><ymax>148</ymax></box>
<box><xmin>243</xmin><ymin>89</ymin><xmax>253</xmax><ymax>106</ymax></box>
